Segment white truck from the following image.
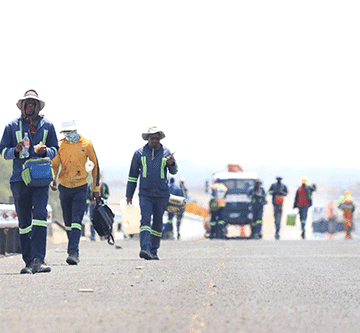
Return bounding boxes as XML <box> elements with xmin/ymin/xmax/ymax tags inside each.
<box><xmin>211</xmin><ymin>170</ymin><xmax>257</xmax><ymax>226</ymax></box>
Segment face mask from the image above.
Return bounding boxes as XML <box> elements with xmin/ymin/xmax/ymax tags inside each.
<box><xmin>64</xmin><ymin>131</ymin><xmax>80</xmax><ymax>144</ymax></box>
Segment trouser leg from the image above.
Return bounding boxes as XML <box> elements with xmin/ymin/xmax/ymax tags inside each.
<box><xmin>274</xmin><ymin>205</ymin><xmax>282</xmax><ymax>232</ymax></box>
<box><xmin>210</xmin><ymin>212</ymin><xmax>219</xmax><ymax>239</ymax></box>
<box><xmin>218</xmin><ymin>207</ymin><xmax>225</xmax><ymax>238</ymax></box>
<box><xmin>298</xmin><ymin>207</ymin><xmax>309</xmax><ymax>229</ymax></box>
<box><xmin>31</xmin><ymin>186</ymin><xmax>49</xmax><ymax>259</ymax></box>
<box><xmin>150</xmin><ymin>197</ymin><xmax>168</xmax><ymax>255</ymax></box>
<box><xmin>59</xmin><ymin>185</ymin><xmax>87</xmax><ymax>253</ymax></box>
<box><xmin>176</xmin><ymin>213</ymin><xmax>183</xmax><ymax>239</ymax></box>
<box><xmin>254</xmin><ymin>205</ymin><xmax>264</xmax><ymax>236</ymax></box>
<box><xmin>139</xmin><ymin>195</ymin><xmax>153</xmax><ymax>251</ymax></box>
<box><xmin>11</xmin><ymin>182</ymin><xmax>33</xmax><ymax>265</ymax></box>
<box><xmin>163</xmin><ymin>212</ymin><xmax>174</xmax><ymax>233</ymax></box>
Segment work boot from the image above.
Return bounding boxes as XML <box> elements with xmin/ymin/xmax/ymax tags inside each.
<box><xmin>151</xmin><ymin>253</ymin><xmax>160</xmax><ymax>260</ymax></box>
<box><xmin>275</xmin><ymin>231</ymin><xmax>280</xmax><ymax>240</ymax></box>
<box><xmin>20</xmin><ymin>262</ymin><xmax>33</xmax><ymax>274</ymax></box>
<box><xmin>139</xmin><ymin>249</ymin><xmax>152</xmax><ymax>260</ymax></box>
<box><xmin>32</xmin><ymin>258</ymin><xmax>51</xmax><ymax>273</ymax></box>
<box><xmin>66</xmin><ymin>251</ymin><xmax>80</xmax><ymax>265</ymax></box>
<box><xmin>301</xmin><ymin>230</ymin><xmax>305</xmax><ymax>239</ymax></box>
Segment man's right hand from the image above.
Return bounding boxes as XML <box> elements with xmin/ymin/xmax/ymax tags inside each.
<box><xmin>15</xmin><ymin>142</ymin><xmax>25</xmax><ymax>152</ymax></box>
<box><xmin>50</xmin><ymin>180</ymin><xmax>58</xmax><ymax>191</ymax></box>
<box><xmin>126</xmin><ymin>198</ymin><xmax>132</xmax><ymax>205</ymax></box>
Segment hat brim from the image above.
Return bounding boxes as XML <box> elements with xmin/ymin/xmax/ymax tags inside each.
<box><xmin>142</xmin><ymin>131</ymin><xmax>165</xmax><ymax>140</ymax></box>
<box><xmin>60</xmin><ymin>126</ymin><xmax>78</xmax><ymax>133</ymax></box>
<box><xmin>17</xmin><ymin>95</ymin><xmax>45</xmax><ymax>111</ymax></box>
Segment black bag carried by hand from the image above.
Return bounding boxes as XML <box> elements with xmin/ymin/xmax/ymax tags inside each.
<box><xmin>90</xmin><ymin>198</ymin><xmax>115</xmax><ymax>245</ymax></box>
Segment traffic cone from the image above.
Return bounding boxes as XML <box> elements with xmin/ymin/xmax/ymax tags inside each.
<box><xmin>240</xmin><ymin>225</ymin><xmax>246</xmax><ymax>238</ymax></box>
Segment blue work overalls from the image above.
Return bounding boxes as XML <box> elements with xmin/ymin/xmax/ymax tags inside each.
<box><xmin>126</xmin><ymin>144</ymin><xmax>178</xmax><ymax>255</ymax></box>
<box><xmin>0</xmin><ymin>117</ymin><xmax>58</xmax><ymax>265</ymax></box>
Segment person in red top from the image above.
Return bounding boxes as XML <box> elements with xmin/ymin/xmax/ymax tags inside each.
<box><xmin>293</xmin><ymin>177</ymin><xmax>316</xmax><ymax>239</ymax></box>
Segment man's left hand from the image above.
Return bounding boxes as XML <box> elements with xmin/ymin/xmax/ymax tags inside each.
<box><xmin>93</xmin><ymin>191</ymin><xmax>100</xmax><ymax>201</ymax></box>
<box><xmin>166</xmin><ymin>155</ymin><xmax>175</xmax><ymax>166</ymax></box>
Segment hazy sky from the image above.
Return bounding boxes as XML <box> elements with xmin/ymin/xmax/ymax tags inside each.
<box><xmin>1</xmin><ymin>0</ymin><xmax>360</xmax><ymax>175</ymax></box>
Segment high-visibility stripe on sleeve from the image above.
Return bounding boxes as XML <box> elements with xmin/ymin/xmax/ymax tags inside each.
<box><xmin>1</xmin><ymin>148</ymin><xmax>8</xmax><ymax>158</ymax></box>
<box><xmin>128</xmin><ymin>177</ymin><xmax>138</xmax><ymax>183</ymax></box>
<box><xmin>50</xmin><ymin>146</ymin><xmax>58</xmax><ymax>154</ymax></box>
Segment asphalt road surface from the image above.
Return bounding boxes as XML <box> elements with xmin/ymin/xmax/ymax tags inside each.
<box><xmin>1</xmin><ymin>219</ymin><xmax>360</xmax><ymax>333</ymax></box>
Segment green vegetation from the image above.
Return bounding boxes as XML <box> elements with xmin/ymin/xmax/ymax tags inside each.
<box><xmin>0</xmin><ymin>158</ymin><xmax>12</xmax><ymax>203</ymax></box>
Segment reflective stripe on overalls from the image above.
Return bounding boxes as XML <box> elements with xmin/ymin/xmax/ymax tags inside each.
<box><xmin>141</xmin><ymin>156</ymin><xmax>147</xmax><ymax>178</ymax></box>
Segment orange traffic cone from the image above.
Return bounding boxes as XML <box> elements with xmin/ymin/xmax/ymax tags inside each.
<box><xmin>240</xmin><ymin>225</ymin><xmax>246</xmax><ymax>238</ymax></box>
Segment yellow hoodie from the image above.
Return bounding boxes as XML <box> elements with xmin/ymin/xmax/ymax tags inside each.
<box><xmin>51</xmin><ymin>135</ymin><xmax>100</xmax><ymax>191</ymax></box>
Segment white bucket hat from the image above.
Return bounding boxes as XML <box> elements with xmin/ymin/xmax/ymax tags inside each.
<box><xmin>60</xmin><ymin>120</ymin><xmax>77</xmax><ymax>133</ymax></box>
<box><xmin>142</xmin><ymin>126</ymin><xmax>166</xmax><ymax>140</ymax></box>
<box><xmin>16</xmin><ymin>89</ymin><xmax>45</xmax><ymax>111</ymax></box>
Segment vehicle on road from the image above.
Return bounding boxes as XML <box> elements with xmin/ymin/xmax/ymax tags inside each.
<box><xmin>211</xmin><ymin>170</ymin><xmax>257</xmax><ymax>227</ymax></box>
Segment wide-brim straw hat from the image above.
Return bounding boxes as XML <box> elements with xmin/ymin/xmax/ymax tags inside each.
<box><xmin>142</xmin><ymin>126</ymin><xmax>166</xmax><ymax>140</ymax></box>
<box><xmin>16</xmin><ymin>90</ymin><xmax>45</xmax><ymax>111</ymax></box>
<box><xmin>60</xmin><ymin>120</ymin><xmax>78</xmax><ymax>133</ymax></box>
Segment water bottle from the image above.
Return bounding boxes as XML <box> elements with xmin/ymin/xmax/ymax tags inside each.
<box><xmin>21</xmin><ymin>132</ymin><xmax>30</xmax><ymax>158</ymax></box>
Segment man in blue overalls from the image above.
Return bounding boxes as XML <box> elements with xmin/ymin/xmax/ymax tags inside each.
<box><xmin>268</xmin><ymin>176</ymin><xmax>288</xmax><ymax>240</ymax></box>
<box><xmin>126</xmin><ymin>126</ymin><xmax>178</xmax><ymax>260</ymax></box>
<box><xmin>0</xmin><ymin>90</ymin><xmax>58</xmax><ymax>274</ymax></box>
<box><xmin>248</xmin><ymin>179</ymin><xmax>267</xmax><ymax>239</ymax></box>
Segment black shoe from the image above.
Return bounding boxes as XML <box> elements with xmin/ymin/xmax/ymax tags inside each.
<box><xmin>32</xmin><ymin>258</ymin><xmax>51</xmax><ymax>273</ymax></box>
<box><xmin>139</xmin><ymin>249</ymin><xmax>152</xmax><ymax>260</ymax></box>
<box><xmin>20</xmin><ymin>262</ymin><xmax>33</xmax><ymax>274</ymax></box>
<box><xmin>253</xmin><ymin>233</ymin><xmax>260</xmax><ymax>239</ymax></box>
<box><xmin>151</xmin><ymin>254</ymin><xmax>160</xmax><ymax>260</ymax></box>
<box><xmin>275</xmin><ymin>231</ymin><xmax>280</xmax><ymax>240</ymax></box>
<box><xmin>66</xmin><ymin>251</ymin><xmax>80</xmax><ymax>265</ymax></box>
<box><xmin>301</xmin><ymin>230</ymin><xmax>305</xmax><ymax>239</ymax></box>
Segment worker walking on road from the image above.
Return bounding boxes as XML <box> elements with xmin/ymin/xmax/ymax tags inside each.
<box><xmin>248</xmin><ymin>179</ymin><xmax>267</xmax><ymax>239</ymax></box>
<box><xmin>209</xmin><ymin>180</ymin><xmax>228</xmax><ymax>239</ymax></box>
<box><xmin>268</xmin><ymin>176</ymin><xmax>288</xmax><ymax>240</ymax></box>
<box><xmin>293</xmin><ymin>177</ymin><xmax>316</xmax><ymax>239</ymax></box>
<box><xmin>50</xmin><ymin>120</ymin><xmax>100</xmax><ymax>265</ymax></box>
<box><xmin>337</xmin><ymin>190</ymin><xmax>355</xmax><ymax>239</ymax></box>
<box><xmin>126</xmin><ymin>126</ymin><xmax>178</xmax><ymax>260</ymax></box>
<box><xmin>163</xmin><ymin>177</ymin><xmax>187</xmax><ymax>240</ymax></box>
<box><xmin>0</xmin><ymin>90</ymin><xmax>59</xmax><ymax>274</ymax></box>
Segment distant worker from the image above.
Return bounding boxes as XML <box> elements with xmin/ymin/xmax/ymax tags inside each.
<box><xmin>209</xmin><ymin>180</ymin><xmax>228</xmax><ymax>239</ymax></box>
<box><xmin>337</xmin><ymin>190</ymin><xmax>355</xmax><ymax>239</ymax></box>
<box><xmin>50</xmin><ymin>120</ymin><xmax>100</xmax><ymax>265</ymax></box>
<box><xmin>293</xmin><ymin>177</ymin><xmax>316</xmax><ymax>239</ymax></box>
<box><xmin>248</xmin><ymin>179</ymin><xmax>267</xmax><ymax>239</ymax></box>
<box><xmin>163</xmin><ymin>177</ymin><xmax>187</xmax><ymax>240</ymax></box>
<box><xmin>268</xmin><ymin>176</ymin><xmax>288</xmax><ymax>240</ymax></box>
<box><xmin>126</xmin><ymin>126</ymin><xmax>178</xmax><ymax>260</ymax></box>
<box><xmin>87</xmin><ymin>172</ymin><xmax>110</xmax><ymax>241</ymax></box>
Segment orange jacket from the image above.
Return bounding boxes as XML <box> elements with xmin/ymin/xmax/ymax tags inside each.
<box><xmin>51</xmin><ymin>135</ymin><xmax>100</xmax><ymax>191</ymax></box>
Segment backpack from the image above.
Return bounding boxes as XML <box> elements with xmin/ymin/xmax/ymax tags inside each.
<box><xmin>90</xmin><ymin>198</ymin><xmax>115</xmax><ymax>245</ymax></box>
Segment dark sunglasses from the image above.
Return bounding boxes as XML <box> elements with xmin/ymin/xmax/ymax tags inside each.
<box><xmin>148</xmin><ymin>136</ymin><xmax>161</xmax><ymax>141</ymax></box>
<box><xmin>25</xmin><ymin>99</ymin><xmax>38</xmax><ymax>106</ymax></box>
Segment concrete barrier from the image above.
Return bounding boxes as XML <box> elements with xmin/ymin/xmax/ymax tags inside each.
<box><xmin>0</xmin><ymin>204</ymin><xmax>52</xmax><ymax>255</ymax></box>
